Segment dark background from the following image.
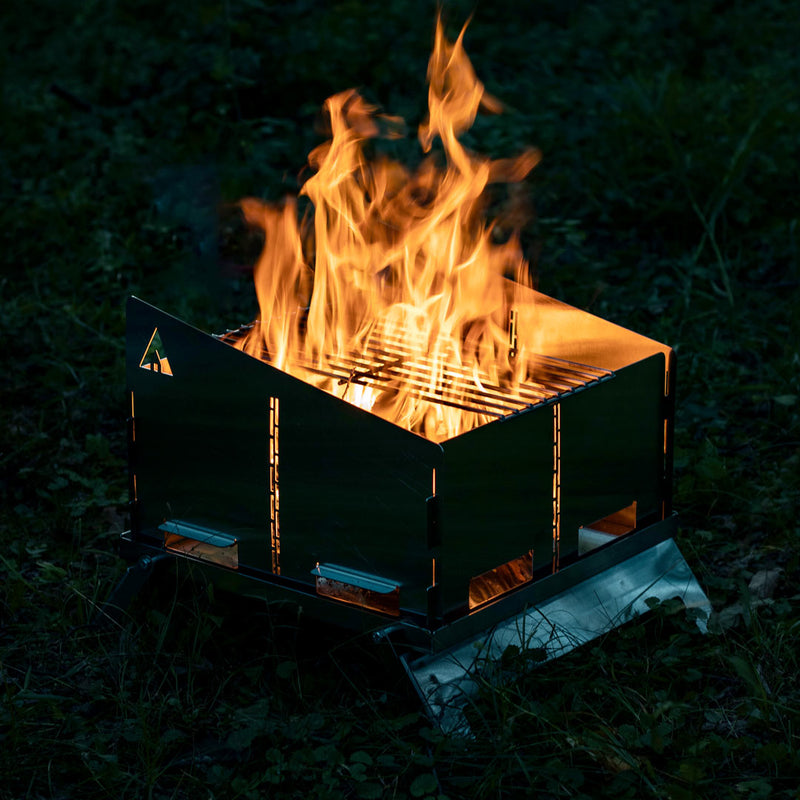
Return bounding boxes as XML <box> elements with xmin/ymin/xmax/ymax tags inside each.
<box><xmin>1</xmin><ymin>1</ymin><xmax>798</xmax><ymax>797</ymax></box>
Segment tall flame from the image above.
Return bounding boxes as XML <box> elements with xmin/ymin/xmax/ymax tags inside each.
<box><xmin>236</xmin><ymin>17</ymin><xmax>542</xmax><ymax>443</ymax></box>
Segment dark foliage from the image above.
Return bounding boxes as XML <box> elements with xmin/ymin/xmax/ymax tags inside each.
<box><xmin>2</xmin><ymin>1</ymin><xmax>798</xmax><ymax>797</ymax></box>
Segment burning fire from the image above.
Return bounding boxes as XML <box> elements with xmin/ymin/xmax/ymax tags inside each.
<box><xmin>236</xmin><ymin>17</ymin><xmax>542</xmax><ymax>442</ymax></box>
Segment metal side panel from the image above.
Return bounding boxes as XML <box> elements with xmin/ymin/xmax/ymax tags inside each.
<box><xmin>559</xmin><ymin>353</ymin><xmax>667</xmax><ymax>559</ymax></box>
<box><xmin>402</xmin><ymin>536</ymin><xmax>710</xmax><ymax>735</ymax></box>
<box><xmin>438</xmin><ymin>402</ymin><xmax>554</xmax><ymax>615</ymax></box>
<box><xmin>127</xmin><ymin>297</ymin><xmax>443</xmax><ymax>616</ymax></box>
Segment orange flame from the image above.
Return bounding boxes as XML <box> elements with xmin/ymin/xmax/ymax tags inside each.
<box><xmin>236</xmin><ymin>17</ymin><xmax>542</xmax><ymax>443</ymax></box>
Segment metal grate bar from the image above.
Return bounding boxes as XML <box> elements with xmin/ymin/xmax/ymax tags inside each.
<box><xmin>217</xmin><ymin>322</ymin><xmax>612</xmax><ymax>418</ymax></box>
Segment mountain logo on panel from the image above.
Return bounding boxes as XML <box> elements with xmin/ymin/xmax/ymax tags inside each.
<box><xmin>139</xmin><ymin>328</ymin><xmax>173</xmax><ymax>376</ymax></box>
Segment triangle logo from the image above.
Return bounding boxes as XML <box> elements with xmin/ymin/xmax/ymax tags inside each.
<box><xmin>139</xmin><ymin>328</ymin><xmax>174</xmax><ymax>376</ymax></box>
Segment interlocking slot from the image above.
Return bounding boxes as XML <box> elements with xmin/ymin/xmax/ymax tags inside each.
<box><xmin>269</xmin><ymin>396</ymin><xmax>281</xmax><ymax>574</ymax></box>
<box><xmin>552</xmin><ymin>402</ymin><xmax>561</xmax><ymax>572</ymax></box>
<box><xmin>509</xmin><ymin>307</ymin><xmax>518</xmax><ymax>359</ymax></box>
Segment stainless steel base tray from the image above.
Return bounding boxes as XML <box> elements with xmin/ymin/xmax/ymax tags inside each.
<box><xmin>399</xmin><ymin>536</ymin><xmax>709</xmax><ymax>734</ymax></box>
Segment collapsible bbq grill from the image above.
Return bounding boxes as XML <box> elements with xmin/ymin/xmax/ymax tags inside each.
<box><xmin>118</xmin><ymin>286</ymin><xmax>708</xmax><ymax>728</ymax></box>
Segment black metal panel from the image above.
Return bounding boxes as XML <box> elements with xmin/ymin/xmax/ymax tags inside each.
<box><xmin>128</xmin><ymin>299</ymin><xmax>273</xmax><ymax>570</ymax></box>
<box><xmin>278</xmin><ymin>381</ymin><xmax>441</xmax><ymax>612</ymax></box>
<box><xmin>438</xmin><ymin>403</ymin><xmax>554</xmax><ymax>614</ymax></box>
<box><xmin>559</xmin><ymin>353</ymin><xmax>666</xmax><ymax>556</ymax></box>
<box><xmin>127</xmin><ymin>298</ymin><xmax>442</xmax><ymax>615</ymax></box>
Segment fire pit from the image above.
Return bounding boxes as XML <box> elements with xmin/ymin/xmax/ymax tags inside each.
<box><xmin>114</xmin><ymin>17</ymin><xmax>709</xmax><ymax>728</ymax></box>
<box><xmin>125</xmin><ymin>286</ymin><xmax>676</xmax><ymax>621</ymax></box>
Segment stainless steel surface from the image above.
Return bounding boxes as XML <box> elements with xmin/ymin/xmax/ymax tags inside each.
<box><xmin>403</xmin><ymin>537</ymin><xmax>711</xmax><ymax>734</ymax></box>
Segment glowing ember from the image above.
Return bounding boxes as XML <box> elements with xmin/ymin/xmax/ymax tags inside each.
<box><xmin>236</xmin><ymin>17</ymin><xmax>542</xmax><ymax>442</ymax></box>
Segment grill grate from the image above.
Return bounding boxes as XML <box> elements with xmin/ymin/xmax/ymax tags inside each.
<box><xmin>216</xmin><ymin>321</ymin><xmax>612</xmax><ymax>419</ymax></box>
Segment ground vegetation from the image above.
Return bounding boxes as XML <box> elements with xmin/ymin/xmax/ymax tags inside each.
<box><xmin>1</xmin><ymin>1</ymin><xmax>798</xmax><ymax>797</ymax></box>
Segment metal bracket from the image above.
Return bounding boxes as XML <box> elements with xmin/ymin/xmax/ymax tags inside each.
<box><xmin>95</xmin><ymin>548</ymin><xmax>173</xmax><ymax>628</ymax></box>
<box><xmin>426</xmin><ymin>494</ymin><xmax>441</xmax><ymax>549</ymax></box>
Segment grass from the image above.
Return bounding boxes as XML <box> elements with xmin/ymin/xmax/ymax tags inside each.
<box><xmin>2</xmin><ymin>0</ymin><xmax>799</xmax><ymax>797</ymax></box>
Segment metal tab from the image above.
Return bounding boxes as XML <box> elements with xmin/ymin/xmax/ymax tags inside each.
<box><xmin>426</xmin><ymin>494</ymin><xmax>441</xmax><ymax>549</ymax></box>
<box><xmin>312</xmin><ymin>563</ymin><xmax>401</xmax><ymax>617</ymax></box>
<box><xmin>159</xmin><ymin>520</ymin><xmax>238</xmax><ymax>548</ymax></box>
<box><xmin>311</xmin><ymin>563</ymin><xmax>399</xmax><ymax>594</ymax></box>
